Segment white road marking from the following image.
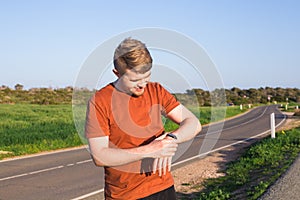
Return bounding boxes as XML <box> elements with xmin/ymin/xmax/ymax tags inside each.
<box><xmin>0</xmin><ymin>173</ymin><xmax>28</xmax><ymax>181</ymax></box>
<box><xmin>70</xmin><ymin>189</ymin><xmax>104</xmax><ymax>200</ymax></box>
<box><xmin>28</xmin><ymin>165</ymin><xmax>64</xmax><ymax>175</ymax></box>
<box><xmin>0</xmin><ymin>146</ymin><xmax>88</xmax><ymax>163</ymax></box>
<box><xmin>0</xmin><ymin>159</ymin><xmax>92</xmax><ymax>182</ymax></box>
<box><xmin>196</xmin><ymin>106</ymin><xmax>269</xmax><ymax>137</ymax></box>
<box><xmin>76</xmin><ymin>159</ymin><xmax>92</xmax><ymax>165</ymax></box>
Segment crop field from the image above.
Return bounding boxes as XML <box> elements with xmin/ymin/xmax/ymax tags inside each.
<box><xmin>0</xmin><ymin>104</ymin><xmax>247</xmax><ymax>160</ymax></box>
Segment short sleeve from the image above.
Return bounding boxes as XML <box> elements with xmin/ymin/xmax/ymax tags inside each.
<box><xmin>85</xmin><ymin>95</ymin><xmax>110</xmax><ymax>138</ymax></box>
<box><xmin>158</xmin><ymin>83</ymin><xmax>180</xmax><ymax>115</ymax></box>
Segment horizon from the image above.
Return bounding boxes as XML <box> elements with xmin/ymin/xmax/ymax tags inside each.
<box><xmin>2</xmin><ymin>83</ymin><xmax>299</xmax><ymax>92</ymax></box>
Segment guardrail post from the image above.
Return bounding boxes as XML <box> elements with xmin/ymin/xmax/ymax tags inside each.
<box><xmin>270</xmin><ymin>113</ymin><xmax>275</xmax><ymax>138</ymax></box>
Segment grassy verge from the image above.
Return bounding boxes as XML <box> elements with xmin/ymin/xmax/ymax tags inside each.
<box><xmin>0</xmin><ymin>104</ymin><xmax>248</xmax><ymax>160</ymax></box>
<box><xmin>191</xmin><ymin>127</ymin><xmax>300</xmax><ymax>200</ymax></box>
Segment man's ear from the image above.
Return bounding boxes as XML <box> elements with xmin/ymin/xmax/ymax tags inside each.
<box><xmin>112</xmin><ymin>69</ymin><xmax>121</xmax><ymax>78</ymax></box>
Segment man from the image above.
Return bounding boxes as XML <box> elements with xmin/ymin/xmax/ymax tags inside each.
<box><xmin>85</xmin><ymin>38</ymin><xmax>201</xmax><ymax>199</ymax></box>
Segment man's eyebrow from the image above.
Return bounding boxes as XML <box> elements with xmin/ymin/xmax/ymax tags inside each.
<box><xmin>130</xmin><ymin>73</ymin><xmax>151</xmax><ymax>81</ymax></box>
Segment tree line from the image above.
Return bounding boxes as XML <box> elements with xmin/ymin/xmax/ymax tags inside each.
<box><xmin>183</xmin><ymin>87</ymin><xmax>300</xmax><ymax>106</ymax></box>
<box><xmin>0</xmin><ymin>84</ymin><xmax>299</xmax><ymax>106</ymax></box>
<box><xmin>0</xmin><ymin>84</ymin><xmax>73</xmax><ymax>105</ymax></box>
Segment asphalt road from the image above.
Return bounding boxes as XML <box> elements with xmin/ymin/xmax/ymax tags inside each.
<box><xmin>0</xmin><ymin>105</ymin><xmax>285</xmax><ymax>200</ymax></box>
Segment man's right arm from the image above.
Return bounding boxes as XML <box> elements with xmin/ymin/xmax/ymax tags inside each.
<box><xmin>88</xmin><ymin>135</ymin><xmax>178</xmax><ymax>167</ymax></box>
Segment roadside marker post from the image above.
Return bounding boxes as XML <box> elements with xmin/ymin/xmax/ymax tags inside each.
<box><xmin>270</xmin><ymin>113</ymin><xmax>275</xmax><ymax>138</ymax></box>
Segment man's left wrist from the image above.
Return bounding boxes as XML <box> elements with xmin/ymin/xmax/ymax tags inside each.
<box><xmin>166</xmin><ymin>133</ymin><xmax>177</xmax><ymax>140</ymax></box>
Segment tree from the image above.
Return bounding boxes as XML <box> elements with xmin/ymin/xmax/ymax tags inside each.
<box><xmin>14</xmin><ymin>84</ymin><xmax>24</xmax><ymax>91</ymax></box>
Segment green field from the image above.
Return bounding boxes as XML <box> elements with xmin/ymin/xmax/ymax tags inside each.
<box><xmin>0</xmin><ymin>104</ymin><xmax>248</xmax><ymax>160</ymax></box>
<box><xmin>0</xmin><ymin>104</ymin><xmax>81</xmax><ymax>159</ymax></box>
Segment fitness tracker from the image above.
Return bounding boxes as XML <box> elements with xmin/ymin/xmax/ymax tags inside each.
<box><xmin>166</xmin><ymin>133</ymin><xmax>177</xmax><ymax>140</ymax></box>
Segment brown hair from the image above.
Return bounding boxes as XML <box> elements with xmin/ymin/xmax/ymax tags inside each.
<box><xmin>113</xmin><ymin>38</ymin><xmax>152</xmax><ymax>75</ymax></box>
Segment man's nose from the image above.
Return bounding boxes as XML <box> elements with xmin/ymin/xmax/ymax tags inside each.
<box><xmin>137</xmin><ymin>80</ymin><xmax>147</xmax><ymax>88</ymax></box>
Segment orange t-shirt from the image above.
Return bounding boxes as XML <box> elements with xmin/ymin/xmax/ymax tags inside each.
<box><xmin>85</xmin><ymin>82</ymin><xmax>180</xmax><ymax>199</ymax></box>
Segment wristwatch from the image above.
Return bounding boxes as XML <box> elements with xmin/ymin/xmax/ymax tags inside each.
<box><xmin>166</xmin><ymin>133</ymin><xmax>177</xmax><ymax>140</ymax></box>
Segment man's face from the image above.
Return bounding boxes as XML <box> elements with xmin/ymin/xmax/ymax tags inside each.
<box><xmin>116</xmin><ymin>69</ymin><xmax>151</xmax><ymax>97</ymax></box>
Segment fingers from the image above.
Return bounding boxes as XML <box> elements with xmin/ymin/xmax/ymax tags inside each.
<box><xmin>168</xmin><ymin>157</ymin><xmax>172</xmax><ymax>172</ymax></box>
<box><xmin>153</xmin><ymin>157</ymin><xmax>173</xmax><ymax>176</ymax></box>
<box><xmin>162</xmin><ymin>157</ymin><xmax>168</xmax><ymax>176</ymax></box>
<box><xmin>152</xmin><ymin>158</ymin><xmax>158</xmax><ymax>174</ymax></box>
<box><xmin>158</xmin><ymin>157</ymin><xmax>163</xmax><ymax>176</ymax></box>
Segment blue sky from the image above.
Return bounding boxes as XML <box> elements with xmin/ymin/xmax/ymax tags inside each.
<box><xmin>0</xmin><ymin>0</ymin><xmax>299</xmax><ymax>91</ymax></box>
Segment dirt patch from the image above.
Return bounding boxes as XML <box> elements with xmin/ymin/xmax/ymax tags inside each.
<box><xmin>172</xmin><ymin>141</ymin><xmax>255</xmax><ymax>199</ymax></box>
<box><xmin>172</xmin><ymin>112</ymin><xmax>300</xmax><ymax>198</ymax></box>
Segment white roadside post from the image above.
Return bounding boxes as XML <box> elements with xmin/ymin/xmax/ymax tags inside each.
<box><xmin>270</xmin><ymin>113</ymin><xmax>276</xmax><ymax>138</ymax></box>
<box><xmin>240</xmin><ymin>104</ymin><xmax>243</xmax><ymax>110</ymax></box>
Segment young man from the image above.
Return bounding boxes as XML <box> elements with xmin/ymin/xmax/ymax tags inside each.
<box><xmin>85</xmin><ymin>38</ymin><xmax>201</xmax><ymax>199</ymax></box>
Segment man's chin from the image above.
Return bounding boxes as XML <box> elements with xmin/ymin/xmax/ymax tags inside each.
<box><xmin>131</xmin><ymin>89</ymin><xmax>144</xmax><ymax>97</ymax></box>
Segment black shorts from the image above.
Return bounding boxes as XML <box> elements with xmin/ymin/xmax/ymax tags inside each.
<box><xmin>139</xmin><ymin>185</ymin><xmax>177</xmax><ymax>200</ymax></box>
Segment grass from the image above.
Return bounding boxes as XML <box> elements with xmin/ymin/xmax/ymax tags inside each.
<box><xmin>164</xmin><ymin>105</ymin><xmax>249</xmax><ymax>132</ymax></box>
<box><xmin>191</xmin><ymin>127</ymin><xmax>300</xmax><ymax>200</ymax></box>
<box><xmin>0</xmin><ymin>104</ymin><xmax>248</xmax><ymax>160</ymax></box>
<box><xmin>279</xmin><ymin>102</ymin><xmax>300</xmax><ymax>112</ymax></box>
<box><xmin>0</xmin><ymin>104</ymin><xmax>81</xmax><ymax>160</ymax></box>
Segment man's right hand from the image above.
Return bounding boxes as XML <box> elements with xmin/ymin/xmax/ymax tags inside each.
<box><xmin>145</xmin><ymin>136</ymin><xmax>178</xmax><ymax>176</ymax></box>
